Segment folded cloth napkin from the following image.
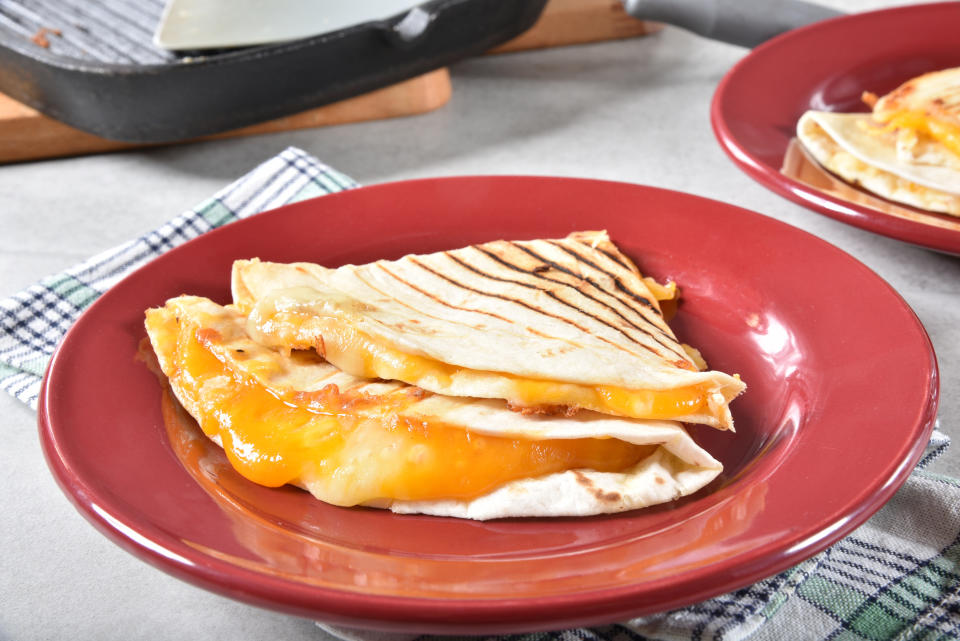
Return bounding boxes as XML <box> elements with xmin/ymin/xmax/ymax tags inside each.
<box><xmin>2</xmin><ymin>147</ymin><xmax>958</xmax><ymax>641</ymax></box>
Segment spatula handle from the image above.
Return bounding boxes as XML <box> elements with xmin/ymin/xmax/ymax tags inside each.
<box><xmin>621</xmin><ymin>0</ymin><xmax>842</xmax><ymax>47</ymax></box>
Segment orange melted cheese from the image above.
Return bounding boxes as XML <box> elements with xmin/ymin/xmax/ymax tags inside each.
<box><xmin>254</xmin><ymin>311</ymin><xmax>713</xmax><ymax>422</ymax></box>
<box><xmin>163</xmin><ymin>322</ymin><xmax>653</xmax><ymax>506</ymax></box>
<box><xmin>880</xmin><ymin>110</ymin><xmax>960</xmax><ymax>158</ymax></box>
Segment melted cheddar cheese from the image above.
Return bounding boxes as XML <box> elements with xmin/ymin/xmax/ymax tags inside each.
<box><xmin>155</xmin><ymin>315</ymin><xmax>654</xmax><ymax>506</ymax></box>
<box><xmin>878</xmin><ymin>110</ymin><xmax>960</xmax><ymax>158</ymax></box>
<box><xmin>248</xmin><ymin>307</ymin><xmax>716</xmax><ymax>423</ymax></box>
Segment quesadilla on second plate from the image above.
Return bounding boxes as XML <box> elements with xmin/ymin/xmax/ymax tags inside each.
<box><xmin>145</xmin><ymin>295</ymin><xmax>723</xmax><ymax>520</ymax></box>
<box><xmin>795</xmin><ymin>66</ymin><xmax>960</xmax><ymax>216</ymax></box>
<box><xmin>232</xmin><ymin>231</ymin><xmax>745</xmax><ymax>430</ymax></box>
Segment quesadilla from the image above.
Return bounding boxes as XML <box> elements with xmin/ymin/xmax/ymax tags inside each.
<box><xmin>231</xmin><ymin>231</ymin><xmax>745</xmax><ymax>430</ymax></box>
<box><xmin>145</xmin><ymin>295</ymin><xmax>723</xmax><ymax>519</ymax></box>
<box><xmin>795</xmin><ymin>66</ymin><xmax>960</xmax><ymax>216</ymax></box>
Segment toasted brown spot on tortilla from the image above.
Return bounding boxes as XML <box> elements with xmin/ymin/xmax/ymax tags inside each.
<box><xmin>507</xmin><ymin>401</ymin><xmax>579</xmax><ymax>417</ymax></box>
<box><xmin>594</xmin><ymin>490</ymin><xmax>622</xmax><ymax>502</ymax></box>
<box><xmin>572</xmin><ymin>472</ymin><xmax>622</xmax><ymax>502</ymax></box>
<box><xmin>573</xmin><ymin>470</ymin><xmax>594</xmax><ymax>488</ymax></box>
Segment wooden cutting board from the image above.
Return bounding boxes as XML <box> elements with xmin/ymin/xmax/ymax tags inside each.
<box><xmin>0</xmin><ymin>0</ymin><xmax>658</xmax><ymax>164</ymax></box>
<box><xmin>0</xmin><ymin>69</ymin><xmax>454</xmax><ymax>164</ymax></box>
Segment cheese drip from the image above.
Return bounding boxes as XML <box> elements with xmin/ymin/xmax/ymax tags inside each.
<box><xmin>159</xmin><ymin>318</ymin><xmax>654</xmax><ymax>506</ymax></box>
<box><xmin>247</xmin><ymin>300</ymin><xmax>715</xmax><ymax>422</ymax></box>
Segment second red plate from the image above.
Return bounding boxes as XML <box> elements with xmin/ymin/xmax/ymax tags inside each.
<box><xmin>712</xmin><ymin>2</ymin><xmax>960</xmax><ymax>255</ymax></box>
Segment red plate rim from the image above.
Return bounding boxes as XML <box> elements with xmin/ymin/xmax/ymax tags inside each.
<box><xmin>711</xmin><ymin>2</ymin><xmax>960</xmax><ymax>255</ymax></box>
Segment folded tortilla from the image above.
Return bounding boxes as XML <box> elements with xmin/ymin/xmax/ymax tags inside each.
<box><xmin>797</xmin><ymin>111</ymin><xmax>960</xmax><ymax>216</ymax></box>
<box><xmin>231</xmin><ymin>231</ymin><xmax>745</xmax><ymax>430</ymax></box>
<box><xmin>145</xmin><ymin>296</ymin><xmax>723</xmax><ymax>520</ymax></box>
<box><xmin>872</xmin><ymin>66</ymin><xmax>960</xmax><ymax>161</ymax></box>
<box><xmin>795</xmin><ymin>67</ymin><xmax>960</xmax><ymax>216</ymax></box>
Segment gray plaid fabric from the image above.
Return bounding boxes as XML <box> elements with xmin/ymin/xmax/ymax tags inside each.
<box><xmin>2</xmin><ymin>147</ymin><xmax>957</xmax><ymax>640</ymax></box>
<box><xmin>622</xmin><ymin>436</ymin><xmax>960</xmax><ymax>641</ymax></box>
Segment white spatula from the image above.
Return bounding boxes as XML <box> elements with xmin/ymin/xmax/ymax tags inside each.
<box><xmin>154</xmin><ymin>0</ymin><xmax>841</xmax><ymax>52</ymax></box>
<box><xmin>154</xmin><ymin>0</ymin><xmax>429</xmax><ymax>50</ymax></box>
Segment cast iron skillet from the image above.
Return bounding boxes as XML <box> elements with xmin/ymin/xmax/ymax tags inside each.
<box><xmin>0</xmin><ymin>0</ymin><xmax>547</xmax><ymax>142</ymax></box>
<box><xmin>0</xmin><ymin>0</ymin><xmax>837</xmax><ymax>143</ymax></box>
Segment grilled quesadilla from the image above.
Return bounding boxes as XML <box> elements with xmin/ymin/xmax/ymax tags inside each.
<box><xmin>145</xmin><ymin>295</ymin><xmax>723</xmax><ymax>519</ymax></box>
<box><xmin>795</xmin><ymin>66</ymin><xmax>960</xmax><ymax>216</ymax></box>
<box><xmin>231</xmin><ymin>231</ymin><xmax>745</xmax><ymax>430</ymax></box>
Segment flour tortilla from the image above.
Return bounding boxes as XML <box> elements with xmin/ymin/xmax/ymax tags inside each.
<box><xmin>231</xmin><ymin>231</ymin><xmax>745</xmax><ymax>429</ymax></box>
<box><xmin>145</xmin><ymin>295</ymin><xmax>723</xmax><ymax>520</ymax></box>
<box><xmin>797</xmin><ymin>111</ymin><xmax>960</xmax><ymax>216</ymax></box>
<box><xmin>873</xmin><ymin>66</ymin><xmax>960</xmax><ymax>133</ymax></box>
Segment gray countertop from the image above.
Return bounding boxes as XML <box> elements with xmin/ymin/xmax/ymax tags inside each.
<box><xmin>1</xmin><ymin>1</ymin><xmax>957</xmax><ymax>639</ymax></box>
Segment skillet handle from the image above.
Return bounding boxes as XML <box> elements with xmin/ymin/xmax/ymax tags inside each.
<box><xmin>621</xmin><ymin>0</ymin><xmax>842</xmax><ymax>48</ymax></box>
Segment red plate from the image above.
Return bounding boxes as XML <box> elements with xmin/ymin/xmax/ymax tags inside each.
<box><xmin>39</xmin><ymin>177</ymin><xmax>938</xmax><ymax>633</ymax></box>
<box><xmin>711</xmin><ymin>2</ymin><xmax>960</xmax><ymax>255</ymax></box>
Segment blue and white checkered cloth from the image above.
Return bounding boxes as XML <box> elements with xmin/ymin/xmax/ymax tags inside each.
<box><xmin>2</xmin><ymin>147</ymin><xmax>958</xmax><ymax>640</ymax></box>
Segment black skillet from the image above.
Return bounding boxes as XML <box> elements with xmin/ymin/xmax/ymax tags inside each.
<box><xmin>0</xmin><ymin>0</ymin><xmax>838</xmax><ymax>143</ymax></box>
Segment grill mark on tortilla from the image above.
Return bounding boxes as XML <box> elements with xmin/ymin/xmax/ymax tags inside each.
<box><xmin>473</xmin><ymin>243</ymin><xmax>650</xmax><ymax>320</ymax></box>
<box><xmin>376</xmin><ymin>263</ymin><xmax>514</xmax><ymax>324</ymax></box>
<box><xmin>505</xmin><ymin>241</ymin><xmax>666</xmax><ymax>326</ymax></box>
<box><xmin>351</xmin><ymin>268</ymin><xmax>511</xmax><ymax>334</ymax></box>
<box><xmin>544</xmin><ymin>240</ymin><xmax>661</xmax><ymax>314</ymax></box>
<box><xmin>351</xmin><ymin>268</ymin><xmax>595</xmax><ymax>361</ymax></box>
<box><xmin>595</xmin><ymin>244</ymin><xmax>637</xmax><ymax>273</ymax></box>
<box><xmin>573</xmin><ymin>470</ymin><xmax>623</xmax><ymax>503</ymax></box>
<box><xmin>546</xmin><ymin>241</ymin><xmax>695</xmax><ymax>364</ymax></box>
<box><xmin>407</xmin><ymin>256</ymin><xmax>662</xmax><ymax>361</ymax></box>
<box><xmin>493</xmin><ymin>242</ymin><xmax>689</xmax><ymax>362</ymax></box>
<box><xmin>450</xmin><ymin>250</ymin><xmax>683</xmax><ymax>362</ymax></box>
<box><xmin>542</xmin><ymin>240</ymin><xmax>692</xmax><ymax>361</ymax></box>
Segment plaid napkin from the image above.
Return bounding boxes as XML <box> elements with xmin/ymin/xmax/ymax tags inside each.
<box><xmin>3</xmin><ymin>147</ymin><xmax>958</xmax><ymax>640</ymax></box>
<box><xmin>0</xmin><ymin>147</ymin><xmax>356</xmax><ymax>408</ymax></box>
